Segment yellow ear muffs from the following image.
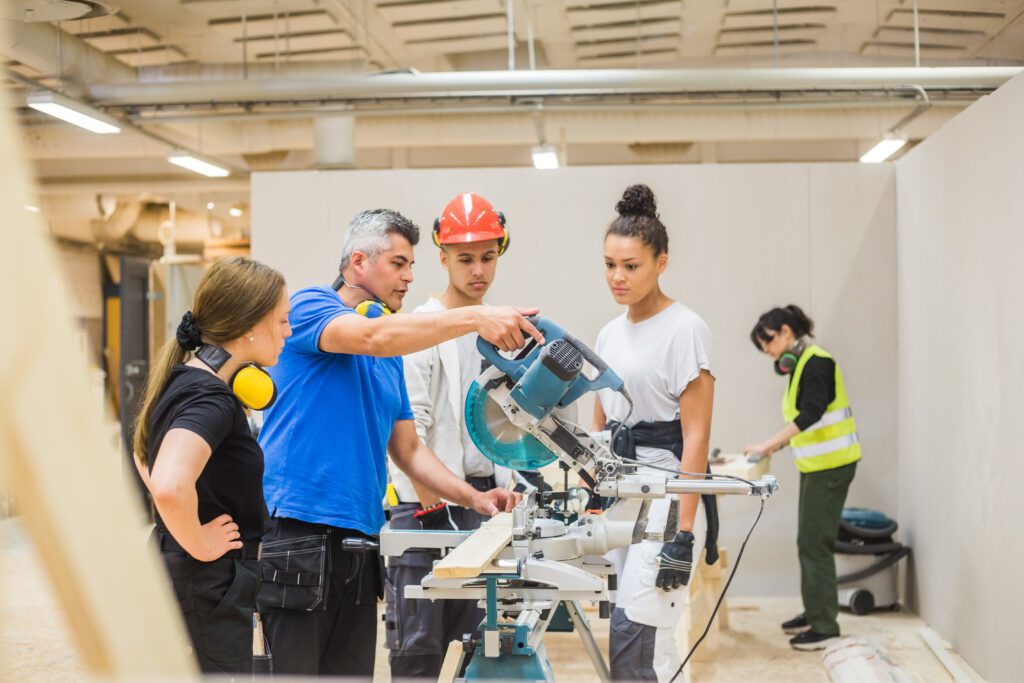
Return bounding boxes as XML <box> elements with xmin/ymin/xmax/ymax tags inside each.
<box><xmin>230</xmin><ymin>363</ymin><xmax>277</xmax><ymax>411</ymax></box>
<box><xmin>495</xmin><ymin>211</ymin><xmax>510</xmax><ymax>256</ymax></box>
<box><xmin>355</xmin><ymin>299</ymin><xmax>392</xmax><ymax>318</ymax></box>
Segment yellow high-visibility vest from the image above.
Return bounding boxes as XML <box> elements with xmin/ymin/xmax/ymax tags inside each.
<box><xmin>782</xmin><ymin>344</ymin><xmax>862</xmax><ymax>473</ymax></box>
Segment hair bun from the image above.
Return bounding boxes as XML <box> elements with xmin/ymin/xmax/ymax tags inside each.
<box><xmin>615</xmin><ymin>184</ymin><xmax>659</xmax><ymax>219</ymax></box>
<box><xmin>176</xmin><ymin>311</ymin><xmax>203</xmax><ymax>351</ymax></box>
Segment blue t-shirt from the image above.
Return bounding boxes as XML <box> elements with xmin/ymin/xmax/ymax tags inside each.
<box><xmin>259</xmin><ymin>285</ymin><xmax>414</xmax><ymax>536</ymax></box>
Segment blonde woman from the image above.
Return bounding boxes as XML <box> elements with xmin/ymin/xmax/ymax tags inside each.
<box><xmin>133</xmin><ymin>257</ymin><xmax>290</xmax><ymax>673</ymax></box>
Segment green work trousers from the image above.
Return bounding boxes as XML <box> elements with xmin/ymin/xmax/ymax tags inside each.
<box><xmin>797</xmin><ymin>461</ymin><xmax>857</xmax><ymax>636</ymax></box>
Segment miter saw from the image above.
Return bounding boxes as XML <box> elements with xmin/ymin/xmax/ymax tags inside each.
<box><xmin>380</xmin><ymin>318</ymin><xmax>778</xmax><ymax>682</ymax></box>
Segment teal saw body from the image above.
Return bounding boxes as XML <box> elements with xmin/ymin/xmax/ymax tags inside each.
<box><xmin>464</xmin><ymin>317</ymin><xmax>627</xmax><ymax>472</ymax></box>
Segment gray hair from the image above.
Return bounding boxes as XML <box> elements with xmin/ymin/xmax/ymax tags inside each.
<box><xmin>338</xmin><ymin>209</ymin><xmax>420</xmax><ymax>272</ymax></box>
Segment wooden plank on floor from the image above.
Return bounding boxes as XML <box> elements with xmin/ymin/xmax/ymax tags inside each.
<box><xmin>433</xmin><ymin>512</ymin><xmax>512</xmax><ymax>579</ymax></box>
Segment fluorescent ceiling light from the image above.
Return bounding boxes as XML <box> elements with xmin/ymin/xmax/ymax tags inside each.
<box><xmin>531</xmin><ymin>144</ymin><xmax>560</xmax><ymax>170</ymax></box>
<box><xmin>167</xmin><ymin>151</ymin><xmax>231</xmax><ymax>178</ymax></box>
<box><xmin>229</xmin><ymin>207</ymin><xmax>243</xmax><ymax>217</ymax></box>
<box><xmin>27</xmin><ymin>91</ymin><xmax>121</xmax><ymax>135</ymax></box>
<box><xmin>859</xmin><ymin>136</ymin><xmax>907</xmax><ymax>164</ymax></box>
<box><xmin>24</xmin><ymin>205</ymin><xmax>39</xmax><ymax>213</ymax></box>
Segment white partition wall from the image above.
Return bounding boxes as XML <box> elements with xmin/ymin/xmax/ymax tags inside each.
<box><xmin>896</xmin><ymin>73</ymin><xmax>1024</xmax><ymax>682</ymax></box>
<box><xmin>253</xmin><ymin>163</ymin><xmax>897</xmax><ymax>595</ymax></box>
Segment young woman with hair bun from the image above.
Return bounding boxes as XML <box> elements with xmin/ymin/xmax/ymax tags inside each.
<box><xmin>591</xmin><ymin>184</ymin><xmax>717</xmax><ymax>681</ymax></box>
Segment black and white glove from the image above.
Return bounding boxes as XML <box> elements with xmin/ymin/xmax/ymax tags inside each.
<box><xmin>414</xmin><ymin>502</ymin><xmax>457</xmax><ymax>531</ymax></box>
<box><xmin>656</xmin><ymin>531</ymin><xmax>695</xmax><ymax>591</ymax></box>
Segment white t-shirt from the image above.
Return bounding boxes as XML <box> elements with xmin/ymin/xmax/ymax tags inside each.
<box><xmin>595</xmin><ymin>301</ymin><xmax>714</xmax><ymax>468</ymax></box>
<box><xmin>455</xmin><ymin>332</ymin><xmax>495</xmax><ymax>478</ymax></box>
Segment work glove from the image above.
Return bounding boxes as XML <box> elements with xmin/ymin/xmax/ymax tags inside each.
<box><xmin>414</xmin><ymin>502</ymin><xmax>457</xmax><ymax>531</ymax></box>
<box><xmin>656</xmin><ymin>531</ymin><xmax>695</xmax><ymax>591</ymax></box>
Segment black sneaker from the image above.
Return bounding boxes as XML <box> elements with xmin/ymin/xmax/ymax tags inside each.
<box><xmin>789</xmin><ymin>630</ymin><xmax>840</xmax><ymax>651</ymax></box>
<box><xmin>781</xmin><ymin>613</ymin><xmax>809</xmax><ymax>634</ymax></box>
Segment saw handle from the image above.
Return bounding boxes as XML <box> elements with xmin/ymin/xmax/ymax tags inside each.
<box><xmin>476</xmin><ymin>316</ymin><xmax>624</xmax><ymax>405</ymax></box>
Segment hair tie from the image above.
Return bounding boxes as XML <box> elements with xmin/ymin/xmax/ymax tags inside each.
<box><xmin>176</xmin><ymin>311</ymin><xmax>203</xmax><ymax>351</ymax></box>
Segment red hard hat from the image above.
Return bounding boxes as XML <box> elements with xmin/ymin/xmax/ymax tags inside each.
<box><xmin>433</xmin><ymin>192</ymin><xmax>509</xmax><ymax>254</ymax></box>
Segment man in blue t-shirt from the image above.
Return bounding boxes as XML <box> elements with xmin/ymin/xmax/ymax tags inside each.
<box><xmin>256</xmin><ymin>208</ymin><xmax>543</xmax><ymax>677</ymax></box>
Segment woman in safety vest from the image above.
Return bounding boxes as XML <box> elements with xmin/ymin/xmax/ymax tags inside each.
<box><xmin>744</xmin><ymin>304</ymin><xmax>860</xmax><ymax>651</ymax></box>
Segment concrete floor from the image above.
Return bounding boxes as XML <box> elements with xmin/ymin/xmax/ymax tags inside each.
<box><xmin>1</xmin><ymin>517</ymin><xmax>981</xmax><ymax>682</ymax></box>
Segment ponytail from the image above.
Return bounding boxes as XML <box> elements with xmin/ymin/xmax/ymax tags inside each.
<box><xmin>132</xmin><ymin>340</ymin><xmax>187</xmax><ymax>467</ymax></box>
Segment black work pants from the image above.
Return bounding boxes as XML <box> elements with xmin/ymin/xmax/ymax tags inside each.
<box><xmin>258</xmin><ymin>517</ymin><xmax>381</xmax><ymax>676</ymax></box>
<box><xmin>156</xmin><ymin>531</ymin><xmax>261</xmax><ymax>674</ymax></box>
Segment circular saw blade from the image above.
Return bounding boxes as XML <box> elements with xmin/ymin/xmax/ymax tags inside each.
<box><xmin>465</xmin><ymin>378</ymin><xmax>559</xmax><ymax>471</ymax></box>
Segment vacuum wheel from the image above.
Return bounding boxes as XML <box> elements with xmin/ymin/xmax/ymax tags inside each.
<box><xmin>849</xmin><ymin>589</ymin><xmax>875</xmax><ymax>615</ymax></box>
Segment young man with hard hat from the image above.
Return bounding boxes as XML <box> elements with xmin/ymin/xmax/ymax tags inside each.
<box><xmin>384</xmin><ymin>193</ymin><xmax>523</xmax><ymax>678</ymax></box>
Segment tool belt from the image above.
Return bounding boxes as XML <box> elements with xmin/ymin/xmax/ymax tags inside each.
<box><xmin>606</xmin><ymin>419</ymin><xmax>720</xmax><ymax>565</ymax></box>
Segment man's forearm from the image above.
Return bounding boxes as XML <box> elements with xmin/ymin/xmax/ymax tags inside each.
<box><xmin>341</xmin><ymin>307</ymin><xmax>480</xmax><ymax>357</ymax></box>
<box><xmin>411</xmin><ymin>479</ymin><xmax>442</xmax><ymax>508</ymax></box>
<box><xmin>398</xmin><ymin>444</ymin><xmax>478</xmax><ymax>508</ymax></box>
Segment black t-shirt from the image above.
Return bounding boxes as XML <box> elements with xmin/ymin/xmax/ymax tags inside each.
<box><xmin>790</xmin><ymin>355</ymin><xmax>837</xmax><ymax>432</ymax></box>
<box><xmin>147</xmin><ymin>364</ymin><xmax>269</xmax><ymax>542</ymax></box>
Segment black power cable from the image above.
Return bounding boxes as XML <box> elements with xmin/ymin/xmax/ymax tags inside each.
<box><xmin>668</xmin><ymin>497</ymin><xmax>767</xmax><ymax>683</ymax></box>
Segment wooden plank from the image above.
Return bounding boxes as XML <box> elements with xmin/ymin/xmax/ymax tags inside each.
<box><xmin>437</xmin><ymin>640</ymin><xmax>465</xmax><ymax>683</ymax></box>
<box><xmin>918</xmin><ymin>627</ymin><xmax>982</xmax><ymax>683</ymax></box>
<box><xmin>433</xmin><ymin>512</ymin><xmax>513</xmax><ymax>579</ymax></box>
<box><xmin>0</xmin><ymin>78</ymin><xmax>195</xmax><ymax>676</ymax></box>
<box><xmin>710</xmin><ymin>452</ymin><xmax>771</xmax><ymax>480</ymax></box>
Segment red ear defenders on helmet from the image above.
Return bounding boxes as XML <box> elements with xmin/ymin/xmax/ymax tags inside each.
<box><xmin>432</xmin><ymin>192</ymin><xmax>512</xmax><ymax>255</ymax></box>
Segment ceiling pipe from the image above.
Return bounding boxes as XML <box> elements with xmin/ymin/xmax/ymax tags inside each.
<box><xmin>123</xmin><ymin>96</ymin><xmax>970</xmax><ymax>124</ymax></box>
<box><xmin>37</xmin><ymin>178</ymin><xmax>251</xmax><ymax>194</ymax></box>
<box><xmin>88</xmin><ymin>67</ymin><xmax>1022</xmax><ymax>107</ymax></box>
<box><xmin>0</xmin><ymin>19</ymin><xmax>135</xmax><ymax>94</ymax></box>
<box><xmin>888</xmin><ymin>85</ymin><xmax>931</xmax><ymax>135</ymax></box>
<box><xmin>136</xmin><ymin>61</ymin><xmax>372</xmax><ymax>83</ymax></box>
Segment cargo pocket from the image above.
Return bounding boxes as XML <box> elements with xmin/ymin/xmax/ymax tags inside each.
<box><xmin>257</xmin><ymin>532</ymin><xmax>329</xmax><ymax>612</ymax></box>
<box><xmin>196</xmin><ymin>559</ymin><xmax>260</xmax><ymax>672</ymax></box>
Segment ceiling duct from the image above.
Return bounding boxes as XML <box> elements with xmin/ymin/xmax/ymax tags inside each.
<box><xmin>1</xmin><ymin>0</ymin><xmax>115</xmax><ymax>23</ymax></box>
<box><xmin>1</xmin><ymin>18</ymin><xmax>135</xmax><ymax>94</ymax></box>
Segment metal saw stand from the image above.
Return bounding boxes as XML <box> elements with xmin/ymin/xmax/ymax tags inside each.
<box><xmin>383</xmin><ymin>470</ymin><xmax>777</xmax><ymax>682</ymax></box>
<box><xmin>439</xmin><ymin>576</ymin><xmax>610</xmax><ymax>683</ymax></box>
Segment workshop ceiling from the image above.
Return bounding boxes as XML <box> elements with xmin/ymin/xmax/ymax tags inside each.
<box><xmin>3</xmin><ymin>0</ymin><xmax>1023</xmax><ymax>244</ymax></box>
<box><xmin>21</xmin><ymin>0</ymin><xmax>1024</xmax><ymax>71</ymax></box>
